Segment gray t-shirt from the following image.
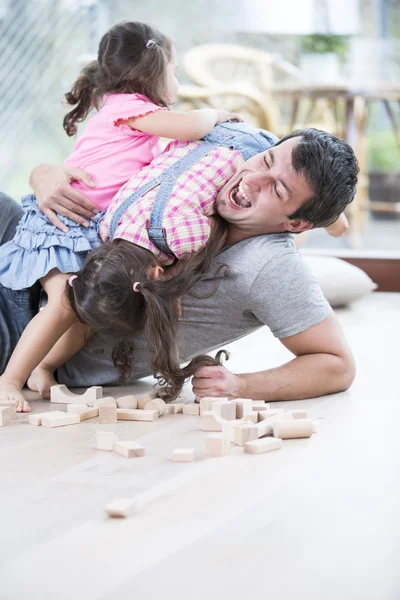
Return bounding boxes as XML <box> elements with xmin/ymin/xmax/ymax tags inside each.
<box><xmin>58</xmin><ymin>231</ymin><xmax>331</xmax><ymax>387</ymax></box>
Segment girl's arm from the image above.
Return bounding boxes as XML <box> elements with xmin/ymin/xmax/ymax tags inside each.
<box><xmin>119</xmin><ymin>108</ymin><xmax>242</xmax><ymax>142</ymax></box>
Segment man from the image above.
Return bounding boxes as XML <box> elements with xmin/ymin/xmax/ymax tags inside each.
<box><xmin>1</xmin><ymin>127</ymin><xmax>357</xmax><ymax>401</ymax></box>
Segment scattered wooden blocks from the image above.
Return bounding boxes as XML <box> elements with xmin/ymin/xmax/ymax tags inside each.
<box><xmin>116</xmin><ymin>395</ymin><xmax>138</xmax><ymax>409</ymax></box>
<box><xmin>258</xmin><ymin>408</ymin><xmax>286</xmax><ymax>421</ymax></box>
<box><xmin>172</xmin><ymin>448</ymin><xmax>195</xmax><ymax>462</ymax></box>
<box><xmin>252</xmin><ymin>401</ymin><xmax>269</xmax><ymax>410</ymax></box>
<box><xmin>41</xmin><ymin>412</ymin><xmax>80</xmax><ymax>428</ymax></box>
<box><xmin>199</xmin><ymin>397</ymin><xmax>227</xmax><ymax>415</ymax></box>
<box><xmin>28</xmin><ymin>411</ymin><xmax>65</xmax><ymax>426</ymax></box>
<box><xmin>50</xmin><ymin>384</ymin><xmax>102</xmax><ymax>405</ymax></box>
<box><xmin>232</xmin><ymin>422</ymin><xmax>258</xmax><ymax>446</ymax></box>
<box><xmin>205</xmin><ymin>433</ymin><xmax>231</xmax><ymax>457</ymax></box>
<box><xmin>169</xmin><ymin>403</ymin><xmax>184</xmax><ymax>414</ymax></box>
<box><xmin>116</xmin><ymin>409</ymin><xmax>158</xmax><ymax>422</ymax></box>
<box><xmin>241</xmin><ymin>411</ymin><xmax>259</xmax><ymax>424</ymax></box>
<box><xmin>272</xmin><ymin>419</ymin><xmax>313</xmax><ymax>439</ymax></box>
<box><xmin>67</xmin><ymin>405</ymin><xmax>99</xmax><ymax>421</ymax></box>
<box><xmin>290</xmin><ymin>409</ymin><xmax>308</xmax><ymax>419</ymax></box>
<box><xmin>212</xmin><ymin>400</ymin><xmax>236</xmax><ymax>421</ymax></box>
<box><xmin>182</xmin><ymin>404</ymin><xmax>201</xmax><ymax>416</ymax></box>
<box><xmin>0</xmin><ymin>404</ymin><xmax>16</xmax><ymax>426</ymax></box>
<box><xmin>232</xmin><ymin>398</ymin><xmax>252</xmax><ymax>419</ymax></box>
<box><xmin>90</xmin><ymin>396</ymin><xmax>117</xmax><ymax>408</ymax></box>
<box><xmin>99</xmin><ymin>405</ymin><xmax>117</xmax><ymax>424</ymax></box>
<box><xmin>114</xmin><ymin>441</ymin><xmax>145</xmax><ymax>458</ymax></box>
<box><xmin>245</xmin><ymin>437</ymin><xmax>283</xmax><ymax>454</ymax></box>
<box><xmin>144</xmin><ymin>398</ymin><xmax>166</xmax><ymax>416</ymax></box>
<box><xmin>202</xmin><ymin>411</ymin><xmax>224</xmax><ymax>432</ymax></box>
<box><xmin>256</xmin><ymin>411</ymin><xmax>292</xmax><ymax>438</ymax></box>
<box><xmin>96</xmin><ymin>431</ymin><xmax>117</xmax><ymax>451</ymax></box>
<box><xmin>137</xmin><ymin>392</ymin><xmax>157</xmax><ymax>410</ymax></box>
<box><xmin>255</xmin><ymin>403</ymin><xmax>272</xmax><ymax>411</ymax></box>
<box><xmin>105</xmin><ymin>497</ymin><xmax>137</xmax><ymax>518</ymax></box>
<box><xmin>222</xmin><ymin>419</ymin><xmax>243</xmax><ymax>442</ymax></box>
<box><xmin>164</xmin><ymin>404</ymin><xmax>176</xmax><ymax>414</ymax></box>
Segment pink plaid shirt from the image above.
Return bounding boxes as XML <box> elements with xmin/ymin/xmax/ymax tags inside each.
<box><xmin>99</xmin><ymin>139</ymin><xmax>244</xmax><ymax>264</ymax></box>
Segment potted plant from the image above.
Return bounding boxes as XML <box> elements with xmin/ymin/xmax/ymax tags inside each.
<box><xmin>299</xmin><ymin>34</ymin><xmax>349</xmax><ymax>85</ymax></box>
<box><xmin>368</xmin><ymin>130</ymin><xmax>400</xmax><ymax>218</ymax></box>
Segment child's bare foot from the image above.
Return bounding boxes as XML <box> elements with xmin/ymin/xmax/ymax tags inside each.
<box><xmin>0</xmin><ymin>376</ymin><xmax>31</xmax><ymax>412</ymax></box>
<box><xmin>27</xmin><ymin>366</ymin><xmax>57</xmax><ymax>400</ymax></box>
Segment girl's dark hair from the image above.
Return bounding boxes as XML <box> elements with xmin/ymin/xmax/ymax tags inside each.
<box><xmin>63</xmin><ymin>21</ymin><xmax>172</xmax><ymax>136</ymax></box>
<box><xmin>67</xmin><ymin>215</ymin><xmax>228</xmax><ymax>400</ymax></box>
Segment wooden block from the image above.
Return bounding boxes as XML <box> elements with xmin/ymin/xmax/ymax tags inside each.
<box><xmin>0</xmin><ymin>405</ymin><xmax>16</xmax><ymax>426</ymax></box>
<box><xmin>164</xmin><ymin>404</ymin><xmax>176</xmax><ymax>414</ymax></box>
<box><xmin>105</xmin><ymin>497</ymin><xmax>137</xmax><ymax>518</ymax></box>
<box><xmin>290</xmin><ymin>409</ymin><xmax>308</xmax><ymax>419</ymax></box>
<box><xmin>258</xmin><ymin>408</ymin><xmax>286</xmax><ymax>421</ymax></box>
<box><xmin>241</xmin><ymin>411</ymin><xmax>259</xmax><ymax>424</ymax></box>
<box><xmin>67</xmin><ymin>405</ymin><xmax>99</xmax><ymax>421</ymax></box>
<box><xmin>256</xmin><ymin>411</ymin><xmax>292</xmax><ymax>438</ymax></box>
<box><xmin>28</xmin><ymin>410</ymin><xmax>65</xmax><ymax>426</ymax></box>
<box><xmin>90</xmin><ymin>396</ymin><xmax>117</xmax><ymax>408</ymax></box>
<box><xmin>232</xmin><ymin>398</ymin><xmax>253</xmax><ymax>419</ymax></box>
<box><xmin>212</xmin><ymin>400</ymin><xmax>236</xmax><ymax>421</ymax></box>
<box><xmin>273</xmin><ymin>419</ymin><xmax>313</xmax><ymax>439</ymax></box>
<box><xmin>232</xmin><ymin>422</ymin><xmax>258</xmax><ymax>446</ymax></box>
<box><xmin>252</xmin><ymin>401</ymin><xmax>267</xmax><ymax>409</ymax></box>
<box><xmin>137</xmin><ymin>392</ymin><xmax>157</xmax><ymax>410</ymax></box>
<box><xmin>114</xmin><ymin>441</ymin><xmax>145</xmax><ymax>458</ymax></box>
<box><xmin>144</xmin><ymin>398</ymin><xmax>166</xmax><ymax>416</ymax></box>
<box><xmin>50</xmin><ymin>384</ymin><xmax>102</xmax><ymax>405</ymax></box>
<box><xmin>245</xmin><ymin>437</ymin><xmax>283</xmax><ymax>454</ymax></box>
<box><xmin>199</xmin><ymin>397</ymin><xmax>227</xmax><ymax>415</ymax></box>
<box><xmin>312</xmin><ymin>421</ymin><xmax>319</xmax><ymax>433</ymax></box>
<box><xmin>96</xmin><ymin>431</ymin><xmax>117</xmax><ymax>451</ymax></box>
<box><xmin>116</xmin><ymin>408</ymin><xmax>158</xmax><ymax>422</ymax></box>
<box><xmin>116</xmin><ymin>395</ymin><xmax>138</xmax><ymax>409</ymax></box>
<box><xmin>202</xmin><ymin>411</ymin><xmax>224</xmax><ymax>432</ymax></box>
<box><xmin>222</xmin><ymin>419</ymin><xmax>243</xmax><ymax>442</ymax></box>
<box><xmin>99</xmin><ymin>405</ymin><xmax>117</xmax><ymax>424</ymax></box>
<box><xmin>169</xmin><ymin>402</ymin><xmax>184</xmax><ymax>413</ymax></box>
<box><xmin>205</xmin><ymin>433</ymin><xmax>231</xmax><ymax>457</ymax></box>
<box><xmin>255</xmin><ymin>403</ymin><xmax>272</xmax><ymax>411</ymax></box>
<box><xmin>41</xmin><ymin>412</ymin><xmax>80</xmax><ymax>428</ymax></box>
<box><xmin>182</xmin><ymin>404</ymin><xmax>201</xmax><ymax>416</ymax></box>
<box><xmin>172</xmin><ymin>448</ymin><xmax>195</xmax><ymax>462</ymax></box>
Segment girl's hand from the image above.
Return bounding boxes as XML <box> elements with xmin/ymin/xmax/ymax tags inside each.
<box><xmin>29</xmin><ymin>164</ymin><xmax>98</xmax><ymax>233</ymax></box>
<box><xmin>215</xmin><ymin>109</ymin><xmax>244</xmax><ymax>124</ymax></box>
<box><xmin>325</xmin><ymin>213</ymin><xmax>349</xmax><ymax>238</ymax></box>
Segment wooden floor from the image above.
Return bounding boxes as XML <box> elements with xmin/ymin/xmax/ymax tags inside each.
<box><xmin>0</xmin><ymin>293</ymin><xmax>399</xmax><ymax>600</ymax></box>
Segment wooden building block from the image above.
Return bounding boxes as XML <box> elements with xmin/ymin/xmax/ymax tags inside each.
<box><xmin>212</xmin><ymin>400</ymin><xmax>236</xmax><ymax>421</ymax></box>
<box><xmin>28</xmin><ymin>410</ymin><xmax>65</xmax><ymax>426</ymax></box>
<box><xmin>312</xmin><ymin>421</ymin><xmax>319</xmax><ymax>433</ymax></box>
<box><xmin>182</xmin><ymin>404</ymin><xmax>201</xmax><ymax>416</ymax></box>
<box><xmin>172</xmin><ymin>448</ymin><xmax>195</xmax><ymax>462</ymax></box>
<box><xmin>255</xmin><ymin>403</ymin><xmax>272</xmax><ymax>411</ymax></box>
<box><xmin>114</xmin><ymin>441</ymin><xmax>145</xmax><ymax>458</ymax></box>
<box><xmin>50</xmin><ymin>384</ymin><xmax>102</xmax><ymax>405</ymax></box>
<box><xmin>144</xmin><ymin>398</ymin><xmax>166</xmax><ymax>416</ymax></box>
<box><xmin>116</xmin><ymin>395</ymin><xmax>138</xmax><ymax>409</ymax></box>
<box><xmin>202</xmin><ymin>411</ymin><xmax>224</xmax><ymax>432</ymax></box>
<box><xmin>116</xmin><ymin>408</ymin><xmax>158</xmax><ymax>422</ymax></box>
<box><xmin>67</xmin><ymin>405</ymin><xmax>99</xmax><ymax>421</ymax></box>
<box><xmin>232</xmin><ymin>422</ymin><xmax>258</xmax><ymax>446</ymax></box>
<box><xmin>90</xmin><ymin>396</ymin><xmax>117</xmax><ymax>408</ymax></box>
<box><xmin>96</xmin><ymin>431</ymin><xmax>117</xmax><ymax>451</ymax></box>
<box><xmin>164</xmin><ymin>404</ymin><xmax>176</xmax><ymax>414</ymax></box>
<box><xmin>272</xmin><ymin>419</ymin><xmax>313</xmax><ymax>439</ymax></box>
<box><xmin>0</xmin><ymin>405</ymin><xmax>16</xmax><ymax>426</ymax></box>
<box><xmin>256</xmin><ymin>411</ymin><xmax>292</xmax><ymax>438</ymax></box>
<box><xmin>104</xmin><ymin>497</ymin><xmax>137</xmax><ymax>518</ymax></box>
<box><xmin>241</xmin><ymin>411</ymin><xmax>259</xmax><ymax>424</ymax></box>
<box><xmin>199</xmin><ymin>397</ymin><xmax>227</xmax><ymax>415</ymax></box>
<box><xmin>258</xmin><ymin>408</ymin><xmax>286</xmax><ymax>421</ymax></box>
<box><xmin>41</xmin><ymin>412</ymin><xmax>80</xmax><ymax>428</ymax></box>
<box><xmin>222</xmin><ymin>419</ymin><xmax>243</xmax><ymax>442</ymax></box>
<box><xmin>290</xmin><ymin>409</ymin><xmax>308</xmax><ymax>419</ymax></box>
<box><xmin>232</xmin><ymin>398</ymin><xmax>253</xmax><ymax>419</ymax></box>
<box><xmin>205</xmin><ymin>433</ymin><xmax>231</xmax><ymax>457</ymax></box>
<box><xmin>245</xmin><ymin>437</ymin><xmax>283</xmax><ymax>454</ymax></box>
<box><xmin>137</xmin><ymin>392</ymin><xmax>157</xmax><ymax>410</ymax></box>
<box><xmin>99</xmin><ymin>405</ymin><xmax>117</xmax><ymax>424</ymax></box>
<box><xmin>169</xmin><ymin>402</ymin><xmax>184</xmax><ymax>413</ymax></box>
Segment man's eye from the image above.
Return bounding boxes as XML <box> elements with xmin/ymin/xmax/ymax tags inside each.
<box><xmin>275</xmin><ymin>184</ymin><xmax>282</xmax><ymax>199</ymax></box>
<box><xmin>263</xmin><ymin>156</ymin><xmax>270</xmax><ymax>168</ymax></box>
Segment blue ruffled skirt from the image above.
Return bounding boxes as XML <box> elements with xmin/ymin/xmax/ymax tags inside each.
<box><xmin>0</xmin><ymin>194</ymin><xmax>103</xmax><ymax>290</ymax></box>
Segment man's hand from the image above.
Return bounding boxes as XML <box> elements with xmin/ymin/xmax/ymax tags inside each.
<box><xmin>191</xmin><ymin>364</ymin><xmax>244</xmax><ymax>399</ymax></box>
<box><xmin>29</xmin><ymin>164</ymin><xmax>98</xmax><ymax>233</ymax></box>
<box><xmin>325</xmin><ymin>213</ymin><xmax>349</xmax><ymax>238</ymax></box>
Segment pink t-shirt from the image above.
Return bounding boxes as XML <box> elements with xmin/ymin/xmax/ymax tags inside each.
<box><xmin>64</xmin><ymin>93</ymin><xmax>166</xmax><ymax>210</ymax></box>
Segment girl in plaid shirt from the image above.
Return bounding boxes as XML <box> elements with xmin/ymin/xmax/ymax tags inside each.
<box><xmin>0</xmin><ymin>21</ymin><xmax>240</xmax><ymax>411</ymax></box>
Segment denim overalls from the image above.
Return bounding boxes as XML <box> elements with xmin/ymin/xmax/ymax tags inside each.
<box><xmin>109</xmin><ymin>122</ymin><xmax>278</xmax><ymax>256</ymax></box>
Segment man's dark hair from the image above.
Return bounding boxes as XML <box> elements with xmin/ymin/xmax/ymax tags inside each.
<box><xmin>275</xmin><ymin>128</ymin><xmax>359</xmax><ymax>228</ymax></box>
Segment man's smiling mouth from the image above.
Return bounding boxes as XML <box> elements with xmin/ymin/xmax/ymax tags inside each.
<box><xmin>229</xmin><ymin>180</ymin><xmax>252</xmax><ymax>208</ymax></box>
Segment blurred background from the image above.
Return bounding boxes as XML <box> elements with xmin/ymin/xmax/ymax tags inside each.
<box><xmin>0</xmin><ymin>0</ymin><xmax>399</xmax><ymax>250</ymax></box>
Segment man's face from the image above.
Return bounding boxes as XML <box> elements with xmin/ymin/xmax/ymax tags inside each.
<box><xmin>215</xmin><ymin>137</ymin><xmax>314</xmax><ymax>239</ymax></box>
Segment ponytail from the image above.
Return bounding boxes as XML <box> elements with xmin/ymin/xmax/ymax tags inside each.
<box><xmin>63</xmin><ymin>61</ymin><xmax>99</xmax><ymax>136</ymax></box>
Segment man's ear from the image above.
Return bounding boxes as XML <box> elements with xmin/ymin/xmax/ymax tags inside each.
<box><xmin>286</xmin><ymin>219</ymin><xmax>313</xmax><ymax>234</ymax></box>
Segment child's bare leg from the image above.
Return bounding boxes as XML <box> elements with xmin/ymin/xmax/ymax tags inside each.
<box><xmin>0</xmin><ymin>270</ymin><xmax>75</xmax><ymax>412</ymax></box>
<box><xmin>28</xmin><ymin>321</ymin><xmax>90</xmax><ymax>399</ymax></box>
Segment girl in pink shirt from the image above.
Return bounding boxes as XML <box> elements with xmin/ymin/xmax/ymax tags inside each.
<box><xmin>0</xmin><ymin>21</ymin><xmax>239</xmax><ymax>411</ymax></box>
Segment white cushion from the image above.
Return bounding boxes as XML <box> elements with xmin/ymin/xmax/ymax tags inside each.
<box><xmin>303</xmin><ymin>255</ymin><xmax>377</xmax><ymax>307</ymax></box>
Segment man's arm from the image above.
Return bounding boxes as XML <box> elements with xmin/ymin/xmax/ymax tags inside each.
<box><xmin>29</xmin><ymin>164</ymin><xmax>98</xmax><ymax>232</ymax></box>
<box><xmin>191</xmin><ymin>313</ymin><xmax>355</xmax><ymax>401</ymax></box>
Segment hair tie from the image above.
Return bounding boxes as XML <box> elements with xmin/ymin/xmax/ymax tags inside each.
<box><xmin>146</xmin><ymin>39</ymin><xmax>156</xmax><ymax>48</ymax></box>
<box><xmin>133</xmin><ymin>281</ymin><xmax>141</xmax><ymax>293</ymax></box>
<box><xmin>68</xmin><ymin>275</ymin><xmax>78</xmax><ymax>287</ymax></box>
